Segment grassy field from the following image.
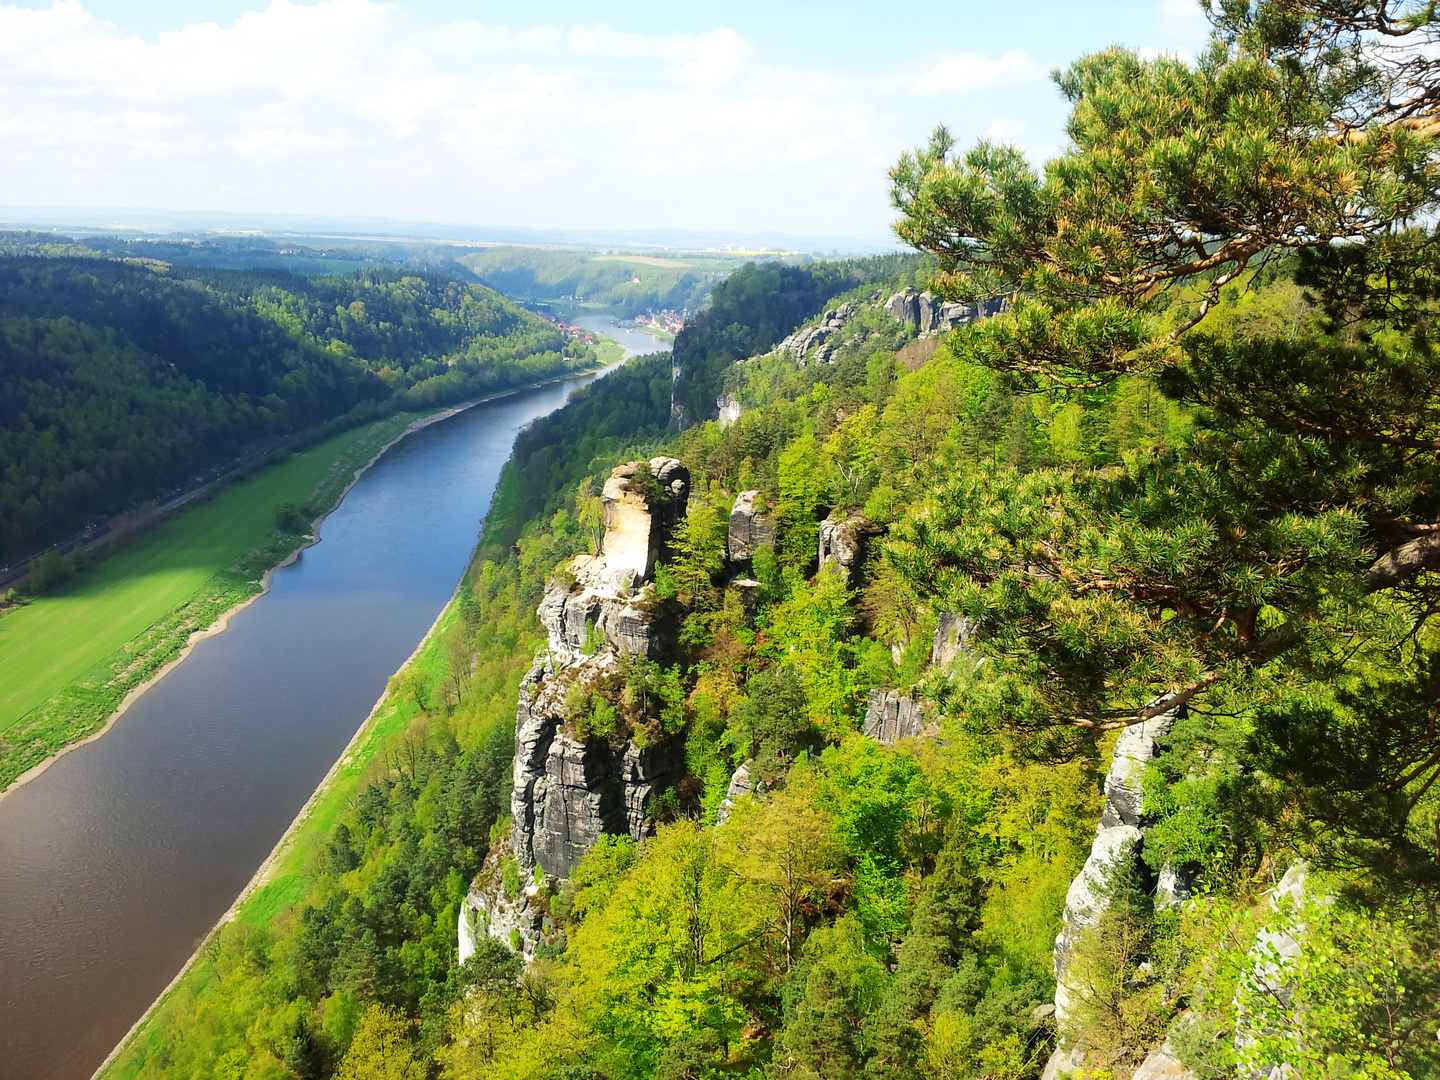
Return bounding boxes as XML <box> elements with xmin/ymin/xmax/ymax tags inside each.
<box><xmin>0</xmin><ymin>412</ymin><xmax>425</xmax><ymax>789</ymax></box>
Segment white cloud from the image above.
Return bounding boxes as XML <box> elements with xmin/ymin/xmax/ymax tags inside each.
<box><xmin>1156</xmin><ymin>0</ymin><xmax>1211</xmax><ymax>43</ymax></box>
<box><xmin>0</xmin><ymin>1</ymin><xmax>1056</xmax><ymax>237</ymax></box>
<box><xmin>912</xmin><ymin>49</ymin><xmax>1042</xmax><ymax>96</ymax></box>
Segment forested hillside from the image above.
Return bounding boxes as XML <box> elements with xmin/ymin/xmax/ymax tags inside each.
<box><xmin>105</xmin><ymin>4</ymin><xmax>1440</xmax><ymax>1079</ymax></box>
<box><xmin>0</xmin><ymin>246</ymin><xmax>596</xmax><ymax>565</ymax></box>
<box><xmin>459</xmin><ymin>248</ymin><xmax>727</xmax><ymax>318</ymax></box>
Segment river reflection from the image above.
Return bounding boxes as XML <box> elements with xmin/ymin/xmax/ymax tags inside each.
<box><xmin>0</xmin><ymin>363</ymin><xmax>656</xmax><ymax>1079</ymax></box>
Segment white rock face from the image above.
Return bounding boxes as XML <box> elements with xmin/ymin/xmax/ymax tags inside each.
<box><xmin>599</xmin><ymin>457</ymin><xmax>686</xmax><ymax>585</ymax></box>
<box><xmin>1044</xmin><ymin>704</ymin><xmax>1184</xmax><ymax>1072</ymax></box>
<box><xmin>715</xmin><ymin>760</ymin><xmax>768</xmax><ymax>826</ymax></box>
<box><xmin>717</xmin><ymin>393</ymin><xmax>743</xmax><ymax>427</ymax></box>
<box><xmin>1234</xmin><ymin>862</ymin><xmax>1314</xmax><ymax>1076</ymax></box>
<box><xmin>458</xmin><ymin>848</ymin><xmax>554</xmax><ymax>964</ymax></box>
<box><xmin>1053</xmin><ymin>823</ymin><xmax>1143</xmax><ymax>1024</ymax></box>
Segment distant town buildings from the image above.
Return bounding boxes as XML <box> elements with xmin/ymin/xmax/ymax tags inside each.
<box><xmin>622</xmin><ymin>308</ymin><xmax>686</xmax><ymax>335</ymax></box>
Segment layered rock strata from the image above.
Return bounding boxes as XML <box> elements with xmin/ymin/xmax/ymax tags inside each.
<box><xmin>508</xmin><ymin>458</ymin><xmax>691</xmax><ymax>884</ymax></box>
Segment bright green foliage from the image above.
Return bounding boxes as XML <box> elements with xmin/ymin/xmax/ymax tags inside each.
<box><xmin>105</xmin><ymin>9</ymin><xmax>1440</xmax><ymax>1074</ymax></box>
<box><xmin>336</xmin><ymin>1006</ymin><xmax>425</xmax><ymax>1080</ymax></box>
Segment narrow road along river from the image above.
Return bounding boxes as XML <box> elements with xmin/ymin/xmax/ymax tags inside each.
<box><xmin>0</xmin><ymin>349</ymin><xmax>663</xmax><ymax>1079</ymax></box>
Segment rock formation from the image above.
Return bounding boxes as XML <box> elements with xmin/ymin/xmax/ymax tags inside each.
<box><xmin>715</xmin><ymin>759</ymin><xmax>769</xmax><ymax>826</ymax></box>
<box><xmin>931</xmin><ymin>612</ymin><xmax>973</xmax><ymax>669</ymax></box>
<box><xmin>1042</xmin><ymin>704</ymin><xmax>1187</xmax><ymax>1079</ymax></box>
<box><xmin>717</xmin><ymin>392</ymin><xmax>743</xmax><ymax>427</ymax></box>
<box><xmin>862</xmin><ymin>689</ymin><xmax>930</xmax><ymax>745</ymax></box>
<box><xmin>507</xmin><ymin>458</ymin><xmax>691</xmax><ymax>886</ymax></box>
<box><xmin>776</xmin><ymin>301</ymin><xmax>859</xmax><ymax>362</ymax></box>
<box><xmin>728</xmin><ymin>490</ymin><xmax>775</xmax><ymax>566</ymax></box>
<box><xmin>861</xmin><ymin>613</ymin><xmax>969</xmax><ymax>746</ymax></box>
<box><xmin>884</xmin><ymin>286</ymin><xmax>1005</xmax><ymax>335</ymax></box>
<box><xmin>817</xmin><ymin>512</ymin><xmax>878</xmax><ymax>581</ymax></box>
<box><xmin>459</xmin><ymin>844</ymin><xmax>557</xmax><ymax>965</ymax></box>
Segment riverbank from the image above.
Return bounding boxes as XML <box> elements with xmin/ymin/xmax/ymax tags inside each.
<box><xmin>0</xmin><ymin>368</ymin><xmax>604</xmax><ymax>798</ymax></box>
<box><xmin>93</xmin><ymin>593</ymin><xmax>462</xmax><ymax>1080</ymax></box>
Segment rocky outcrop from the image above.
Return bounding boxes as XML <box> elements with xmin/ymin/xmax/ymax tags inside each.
<box><xmin>717</xmin><ymin>392</ymin><xmax>743</xmax><ymax>427</ymax></box>
<box><xmin>598</xmin><ymin>457</ymin><xmax>690</xmax><ymax>585</ymax></box>
<box><xmin>862</xmin><ymin>689</ymin><xmax>932</xmax><ymax>745</ymax></box>
<box><xmin>715</xmin><ymin>759</ymin><xmax>769</xmax><ymax>826</ymax></box>
<box><xmin>1133</xmin><ymin>1040</ymin><xmax>1193</xmax><ymax>1080</ymax></box>
<box><xmin>728</xmin><ymin>490</ymin><xmax>775</xmax><ymax>566</ymax></box>
<box><xmin>818</xmin><ymin>512</ymin><xmax>878</xmax><ymax>581</ymax></box>
<box><xmin>1234</xmin><ymin>862</ymin><xmax>1314</xmax><ymax>1077</ymax></box>
<box><xmin>885</xmin><ymin>287</ymin><xmax>1005</xmax><ymax>335</ymax></box>
<box><xmin>932</xmin><ymin>612</ymin><xmax>973</xmax><ymax>668</ymax></box>
<box><xmin>777</xmin><ymin>301</ymin><xmax>859</xmax><ymax>363</ymax></box>
<box><xmin>511</xmin><ymin>655</ymin><xmax>686</xmax><ymax>877</ymax></box>
<box><xmin>1045</xmin><ymin>705</ymin><xmax>1186</xmax><ymax>1074</ymax></box>
<box><xmin>458</xmin><ymin>845</ymin><xmax>558</xmax><ymax>964</ymax></box>
<box><xmin>508</xmin><ymin>459</ymin><xmax>691</xmax><ymax>884</ymax></box>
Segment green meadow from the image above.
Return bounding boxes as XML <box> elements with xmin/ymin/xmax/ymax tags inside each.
<box><xmin>0</xmin><ymin>412</ymin><xmax>423</xmax><ymax>789</ymax></box>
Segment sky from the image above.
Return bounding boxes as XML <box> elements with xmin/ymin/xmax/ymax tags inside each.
<box><xmin>0</xmin><ymin>1</ymin><xmax>1212</xmax><ymax>243</ymax></box>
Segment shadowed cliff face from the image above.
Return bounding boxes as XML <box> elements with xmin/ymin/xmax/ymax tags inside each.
<box><xmin>508</xmin><ymin>458</ymin><xmax>690</xmax><ymax>881</ymax></box>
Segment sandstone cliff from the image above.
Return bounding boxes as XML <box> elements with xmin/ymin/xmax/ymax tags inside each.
<box><xmin>510</xmin><ymin>457</ymin><xmax>690</xmax><ymax>880</ymax></box>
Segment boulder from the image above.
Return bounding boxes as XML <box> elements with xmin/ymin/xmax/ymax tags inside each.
<box><xmin>1133</xmin><ymin>1039</ymin><xmax>1194</xmax><ymax>1080</ymax></box>
<box><xmin>728</xmin><ymin>490</ymin><xmax>775</xmax><ymax>565</ymax></box>
<box><xmin>936</xmin><ymin>301</ymin><xmax>975</xmax><ymax>331</ymax></box>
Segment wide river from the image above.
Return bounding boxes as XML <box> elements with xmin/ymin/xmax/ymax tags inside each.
<box><xmin>0</xmin><ymin>320</ymin><xmax>668</xmax><ymax>1080</ymax></box>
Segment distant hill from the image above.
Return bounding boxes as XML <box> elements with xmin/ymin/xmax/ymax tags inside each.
<box><xmin>0</xmin><ymin>238</ymin><xmax>598</xmax><ymax>566</ymax></box>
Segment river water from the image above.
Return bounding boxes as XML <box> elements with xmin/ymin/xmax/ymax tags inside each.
<box><xmin>0</xmin><ymin>341</ymin><xmax>668</xmax><ymax>1078</ymax></box>
<box><xmin>571</xmin><ymin>313</ymin><xmax>672</xmax><ymax>359</ymax></box>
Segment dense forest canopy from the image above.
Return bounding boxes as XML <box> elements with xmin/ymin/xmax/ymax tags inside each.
<box><xmin>669</xmin><ymin>254</ymin><xmax>925</xmax><ymax>424</ymax></box>
<box><xmin>0</xmin><ymin>246</ymin><xmax>595</xmax><ymax>565</ymax></box>
<box><xmin>99</xmin><ymin>3</ymin><xmax>1440</xmax><ymax>1080</ymax></box>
